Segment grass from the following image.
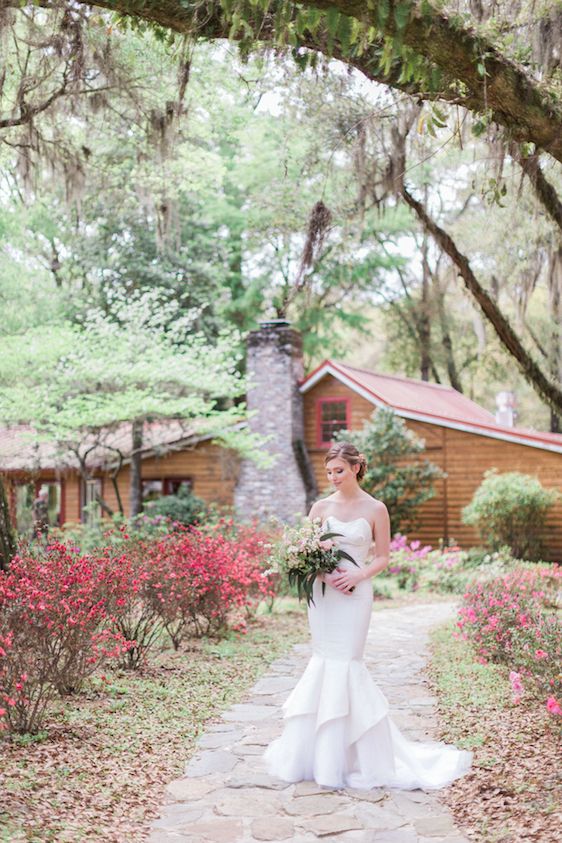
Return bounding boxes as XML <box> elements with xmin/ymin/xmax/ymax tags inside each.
<box><xmin>428</xmin><ymin>623</ymin><xmax>506</xmax><ymax>750</ymax></box>
<box><xmin>428</xmin><ymin>620</ymin><xmax>561</xmax><ymax>843</ymax></box>
<box><xmin>0</xmin><ymin>598</ymin><xmax>307</xmax><ymax>843</ymax></box>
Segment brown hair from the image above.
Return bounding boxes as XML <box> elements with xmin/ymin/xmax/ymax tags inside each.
<box><xmin>324</xmin><ymin>441</ymin><xmax>367</xmax><ymax>482</ymax></box>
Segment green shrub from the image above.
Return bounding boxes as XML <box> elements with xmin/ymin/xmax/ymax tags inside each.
<box><xmin>144</xmin><ymin>487</ymin><xmax>207</xmax><ymax>527</ymax></box>
<box><xmin>462</xmin><ymin>471</ymin><xmax>559</xmax><ymax>561</ymax></box>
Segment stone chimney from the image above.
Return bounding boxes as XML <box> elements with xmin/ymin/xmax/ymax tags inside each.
<box><xmin>234</xmin><ymin>320</ymin><xmax>316</xmax><ymax>523</ymax></box>
<box><xmin>495</xmin><ymin>391</ymin><xmax>517</xmax><ymax>427</ymax></box>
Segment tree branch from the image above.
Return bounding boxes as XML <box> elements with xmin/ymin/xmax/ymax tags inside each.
<box><xmin>401</xmin><ymin>183</ymin><xmax>562</xmax><ymax>415</ymax></box>
<box><xmin>510</xmin><ymin>146</ymin><xmax>562</xmax><ymax>232</ymax></box>
<box><xmin>0</xmin><ymin>73</ymin><xmax>70</xmax><ymax>130</ymax></box>
<box><xmin>313</xmin><ymin>1</ymin><xmax>562</xmax><ymax>161</ymax></box>
<box><xmin>44</xmin><ymin>0</ymin><xmax>562</xmax><ymax>164</ymax></box>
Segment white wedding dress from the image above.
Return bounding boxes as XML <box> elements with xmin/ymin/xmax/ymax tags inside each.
<box><xmin>264</xmin><ymin>516</ymin><xmax>472</xmax><ymax>790</ymax></box>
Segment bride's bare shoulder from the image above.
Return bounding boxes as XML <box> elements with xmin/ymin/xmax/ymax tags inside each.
<box><xmin>309</xmin><ymin>495</ymin><xmax>336</xmax><ymax>520</ymax></box>
<box><xmin>362</xmin><ymin>493</ymin><xmax>389</xmax><ymax>517</ymax></box>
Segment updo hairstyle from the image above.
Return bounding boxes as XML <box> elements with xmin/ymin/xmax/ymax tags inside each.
<box><xmin>324</xmin><ymin>441</ymin><xmax>367</xmax><ymax>482</ymax></box>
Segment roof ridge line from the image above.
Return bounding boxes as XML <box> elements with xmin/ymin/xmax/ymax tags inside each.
<box><xmin>330</xmin><ymin>360</ymin><xmax>458</xmax><ymax>393</ymax></box>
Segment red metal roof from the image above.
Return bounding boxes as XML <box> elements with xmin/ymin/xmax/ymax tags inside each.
<box><xmin>301</xmin><ymin>360</ymin><xmax>562</xmax><ymax>453</ymax></box>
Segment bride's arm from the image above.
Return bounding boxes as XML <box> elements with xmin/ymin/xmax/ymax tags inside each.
<box><xmin>331</xmin><ymin>503</ymin><xmax>390</xmax><ymax>592</ymax></box>
<box><xmin>308</xmin><ymin>501</ymin><xmax>324</xmax><ymax>522</ymax></box>
<box><xmin>362</xmin><ymin>503</ymin><xmax>391</xmax><ymax>579</ymax></box>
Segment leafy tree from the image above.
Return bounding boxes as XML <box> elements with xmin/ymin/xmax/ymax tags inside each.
<box><xmin>0</xmin><ymin>292</ymin><xmax>267</xmax><ymax>517</ymax></box>
<box><xmin>335</xmin><ymin>407</ymin><xmax>443</xmax><ymax>534</ymax></box>
<box><xmin>1</xmin><ymin>1</ymin><xmax>561</xmax><ymax>426</ymax></box>
<box><xmin>0</xmin><ymin>19</ymin><xmax>408</xmax><ymax>360</ymax></box>
<box><xmin>0</xmin><ymin>203</ymin><xmax>68</xmax><ymax>337</ymax></box>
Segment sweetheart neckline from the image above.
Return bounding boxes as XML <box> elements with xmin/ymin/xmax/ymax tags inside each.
<box><xmin>326</xmin><ymin>516</ymin><xmax>372</xmax><ymax>530</ymax></box>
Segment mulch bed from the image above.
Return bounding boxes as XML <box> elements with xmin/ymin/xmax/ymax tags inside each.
<box><xmin>443</xmin><ymin>703</ymin><xmax>561</xmax><ymax>842</ymax></box>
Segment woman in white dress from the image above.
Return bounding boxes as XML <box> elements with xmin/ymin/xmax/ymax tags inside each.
<box><xmin>264</xmin><ymin>441</ymin><xmax>472</xmax><ymax>790</ymax></box>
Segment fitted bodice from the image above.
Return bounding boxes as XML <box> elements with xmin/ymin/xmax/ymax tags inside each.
<box><xmin>324</xmin><ymin>516</ymin><xmax>373</xmax><ymax>568</ymax></box>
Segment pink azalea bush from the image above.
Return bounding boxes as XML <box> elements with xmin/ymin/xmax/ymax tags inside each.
<box><xmin>386</xmin><ymin>538</ymin><xmax>535</xmax><ymax>596</ymax></box>
<box><xmin>386</xmin><ymin>534</ymin><xmax>433</xmax><ymax>590</ymax></box>
<box><xmin>0</xmin><ymin>542</ymin><xmax>133</xmax><ymax>733</ymax></box>
<box><xmin>140</xmin><ymin>525</ymin><xmax>274</xmax><ymax>650</ymax></box>
<box><xmin>87</xmin><ymin>522</ymin><xmax>274</xmax><ymax>668</ymax></box>
<box><xmin>386</xmin><ymin>534</ymin><xmax>469</xmax><ymax>593</ymax></box>
<box><xmin>457</xmin><ymin>565</ymin><xmax>562</xmax><ymax>716</ymax></box>
<box><xmin>201</xmin><ymin>518</ymin><xmax>276</xmax><ymax>617</ymax></box>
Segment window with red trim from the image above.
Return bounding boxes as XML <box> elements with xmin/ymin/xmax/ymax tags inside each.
<box><xmin>163</xmin><ymin>478</ymin><xmax>193</xmax><ymax>496</ymax></box>
<box><xmin>317</xmin><ymin>398</ymin><xmax>349</xmax><ymax>446</ymax></box>
<box><xmin>141</xmin><ymin>478</ymin><xmax>193</xmax><ymax>502</ymax></box>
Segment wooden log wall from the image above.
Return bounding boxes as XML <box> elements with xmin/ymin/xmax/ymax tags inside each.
<box><xmin>3</xmin><ymin>376</ymin><xmax>561</xmax><ymax>560</ymax></box>
<box><xmin>102</xmin><ymin>442</ymin><xmax>240</xmax><ymax>518</ymax></box>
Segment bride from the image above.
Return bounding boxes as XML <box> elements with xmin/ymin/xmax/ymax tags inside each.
<box><xmin>263</xmin><ymin>441</ymin><xmax>472</xmax><ymax>790</ymax></box>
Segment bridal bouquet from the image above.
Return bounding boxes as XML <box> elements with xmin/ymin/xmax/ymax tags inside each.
<box><xmin>269</xmin><ymin>517</ymin><xmax>358</xmax><ymax>606</ymax></box>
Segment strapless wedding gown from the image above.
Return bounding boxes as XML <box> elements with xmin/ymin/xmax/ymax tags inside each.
<box><xmin>263</xmin><ymin>516</ymin><xmax>472</xmax><ymax>790</ymax></box>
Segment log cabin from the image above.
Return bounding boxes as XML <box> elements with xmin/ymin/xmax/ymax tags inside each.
<box><xmin>1</xmin><ymin>320</ymin><xmax>561</xmax><ymax>557</ymax></box>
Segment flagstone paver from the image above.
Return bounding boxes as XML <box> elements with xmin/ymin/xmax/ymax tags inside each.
<box><xmin>150</xmin><ymin>602</ymin><xmax>471</xmax><ymax>843</ymax></box>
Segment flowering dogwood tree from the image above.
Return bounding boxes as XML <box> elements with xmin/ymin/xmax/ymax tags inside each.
<box><xmin>0</xmin><ymin>292</ymin><xmax>269</xmax><ymax>523</ymax></box>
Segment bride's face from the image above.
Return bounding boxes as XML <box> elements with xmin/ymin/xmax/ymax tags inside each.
<box><xmin>326</xmin><ymin>457</ymin><xmax>358</xmax><ymax>490</ymax></box>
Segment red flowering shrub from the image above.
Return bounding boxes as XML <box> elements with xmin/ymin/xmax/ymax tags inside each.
<box><xmin>457</xmin><ymin>564</ymin><xmax>562</xmax><ymax>716</ymax></box>
<box><xmin>203</xmin><ymin>518</ymin><xmax>279</xmax><ymax>610</ymax></box>
<box><xmin>213</xmin><ymin>520</ymin><xmax>276</xmax><ymax>616</ymax></box>
<box><xmin>0</xmin><ymin>631</ymin><xmax>15</xmax><ymax>733</ymax></box>
<box><xmin>0</xmin><ymin>521</ymin><xmax>279</xmax><ymax>732</ymax></box>
<box><xmin>0</xmin><ymin>542</ymin><xmax>133</xmax><ymax>733</ymax></box>
<box><xmin>145</xmin><ymin>526</ymin><xmax>276</xmax><ymax>645</ymax></box>
<box><xmin>101</xmin><ymin>537</ymin><xmax>167</xmax><ymax>670</ymax></box>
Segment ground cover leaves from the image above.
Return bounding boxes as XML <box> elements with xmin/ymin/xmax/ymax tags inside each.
<box><xmin>428</xmin><ymin>622</ymin><xmax>561</xmax><ymax>842</ymax></box>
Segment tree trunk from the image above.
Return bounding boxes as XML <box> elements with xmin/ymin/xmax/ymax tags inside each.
<box><xmin>401</xmin><ymin>185</ymin><xmax>562</xmax><ymax>416</ymax></box>
<box><xmin>384</xmin><ymin>295</ymin><xmax>441</xmax><ymax>383</ymax></box>
<box><xmin>433</xmin><ymin>271</ymin><xmax>464</xmax><ymax>393</ymax></box>
<box><xmin>0</xmin><ymin>477</ymin><xmax>16</xmax><ymax>572</ymax></box>
<box><xmin>548</xmin><ymin>246</ymin><xmax>562</xmax><ymax>432</ymax></box>
<box><xmin>419</xmin><ymin>206</ymin><xmax>431</xmax><ymax>382</ymax></box>
<box><xmin>73</xmin><ymin>446</ymin><xmax>116</xmax><ymax>519</ymax></box>
<box><xmin>129</xmin><ymin>419</ymin><xmax>144</xmax><ymax>519</ymax></box>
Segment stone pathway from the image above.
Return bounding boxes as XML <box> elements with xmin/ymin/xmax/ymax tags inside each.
<box><xmin>149</xmin><ymin>602</ymin><xmax>470</xmax><ymax>843</ymax></box>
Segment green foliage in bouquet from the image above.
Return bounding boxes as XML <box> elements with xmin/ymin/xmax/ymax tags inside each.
<box><xmin>269</xmin><ymin>518</ymin><xmax>358</xmax><ymax>607</ymax></box>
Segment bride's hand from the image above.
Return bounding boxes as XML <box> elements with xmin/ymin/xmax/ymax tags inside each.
<box><xmin>322</xmin><ymin>569</ymin><xmax>340</xmax><ymax>589</ymax></box>
<box><xmin>329</xmin><ymin>568</ymin><xmax>364</xmax><ymax>593</ymax></box>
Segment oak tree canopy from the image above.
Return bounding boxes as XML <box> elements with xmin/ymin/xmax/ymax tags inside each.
<box><xmin>27</xmin><ymin>0</ymin><xmax>558</xmax><ymax>162</ymax></box>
